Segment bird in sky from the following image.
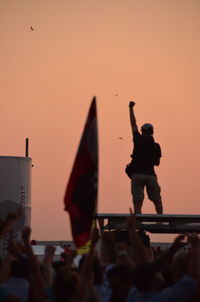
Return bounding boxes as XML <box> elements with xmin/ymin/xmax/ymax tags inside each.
<box><xmin>118</xmin><ymin>137</ymin><xmax>123</xmax><ymax>139</ymax></box>
<box><xmin>30</xmin><ymin>26</ymin><xmax>34</xmax><ymax>31</ymax></box>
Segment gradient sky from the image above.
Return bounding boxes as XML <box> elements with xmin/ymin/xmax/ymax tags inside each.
<box><xmin>1</xmin><ymin>0</ymin><xmax>200</xmax><ymax>242</ymax></box>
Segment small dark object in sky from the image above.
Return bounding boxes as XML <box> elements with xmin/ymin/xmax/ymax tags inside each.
<box><xmin>119</xmin><ymin>137</ymin><xmax>123</xmax><ymax>139</ymax></box>
<box><xmin>115</xmin><ymin>94</ymin><xmax>118</xmax><ymax>97</ymax></box>
<box><xmin>30</xmin><ymin>26</ymin><xmax>34</xmax><ymax>31</ymax></box>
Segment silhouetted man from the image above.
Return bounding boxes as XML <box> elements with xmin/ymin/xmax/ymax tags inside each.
<box><xmin>129</xmin><ymin>101</ymin><xmax>163</xmax><ymax>214</ymax></box>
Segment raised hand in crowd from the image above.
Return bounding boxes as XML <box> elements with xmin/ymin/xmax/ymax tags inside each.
<box><xmin>0</xmin><ymin>204</ymin><xmax>24</xmax><ymax>238</ymax></box>
<box><xmin>43</xmin><ymin>245</ymin><xmax>56</xmax><ymax>288</ymax></box>
<box><xmin>127</xmin><ymin>208</ymin><xmax>150</xmax><ymax>264</ymax></box>
<box><xmin>60</xmin><ymin>248</ymin><xmax>77</xmax><ymax>268</ymax></box>
<box><xmin>100</xmin><ymin>231</ymin><xmax>116</xmax><ymax>266</ymax></box>
<box><xmin>74</xmin><ymin>227</ymin><xmax>100</xmax><ymax>302</ymax></box>
<box><xmin>22</xmin><ymin>226</ymin><xmax>48</xmax><ymax>302</ymax></box>
<box><xmin>153</xmin><ymin>233</ymin><xmax>188</xmax><ymax>274</ymax></box>
<box><xmin>0</xmin><ymin>240</ymin><xmax>24</xmax><ymax>284</ymax></box>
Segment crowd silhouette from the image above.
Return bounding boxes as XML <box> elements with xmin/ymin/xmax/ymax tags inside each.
<box><xmin>0</xmin><ymin>206</ymin><xmax>200</xmax><ymax>302</ymax></box>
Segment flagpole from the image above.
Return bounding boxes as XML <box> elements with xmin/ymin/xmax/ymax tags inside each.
<box><xmin>25</xmin><ymin>138</ymin><xmax>29</xmax><ymax>157</ymax></box>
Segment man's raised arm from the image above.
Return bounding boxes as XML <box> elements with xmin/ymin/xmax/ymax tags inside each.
<box><xmin>129</xmin><ymin>101</ymin><xmax>138</xmax><ymax>137</ymax></box>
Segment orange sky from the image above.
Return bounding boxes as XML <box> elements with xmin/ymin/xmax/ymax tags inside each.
<box><xmin>1</xmin><ymin>0</ymin><xmax>200</xmax><ymax>242</ymax></box>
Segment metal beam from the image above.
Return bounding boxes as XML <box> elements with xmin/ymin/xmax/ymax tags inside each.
<box><xmin>95</xmin><ymin>213</ymin><xmax>200</xmax><ymax>234</ymax></box>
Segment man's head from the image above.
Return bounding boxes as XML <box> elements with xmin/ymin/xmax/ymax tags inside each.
<box><xmin>132</xmin><ymin>262</ymin><xmax>165</xmax><ymax>291</ymax></box>
<box><xmin>171</xmin><ymin>250</ymin><xmax>190</xmax><ymax>282</ymax></box>
<box><xmin>141</xmin><ymin>123</ymin><xmax>154</xmax><ymax>136</ymax></box>
<box><xmin>107</xmin><ymin>265</ymin><xmax>133</xmax><ymax>301</ymax></box>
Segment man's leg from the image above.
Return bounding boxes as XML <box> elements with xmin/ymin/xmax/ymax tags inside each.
<box><xmin>133</xmin><ymin>200</ymin><xmax>143</xmax><ymax>214</ymax></box>
<box><xmin>146</xmin><ymin>175</ymin><xmax>163</xmax><ymax>214</ymax></box>
<box><xmin>131</xmin><ymin>174</ymin><xmax>145</xmax><ymax>214</ymax></box>
<box><xmin>153</xmin><ymin>198</ymin><xmax>163</xmax><ymax>214</ymax></box>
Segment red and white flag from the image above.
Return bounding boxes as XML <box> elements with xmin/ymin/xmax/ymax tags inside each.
<box><xmin>64</xmin><ymin>97</ymin><xmax>98</xmax><ymax>248</ymax></box>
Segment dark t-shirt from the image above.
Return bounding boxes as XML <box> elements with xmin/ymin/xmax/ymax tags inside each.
<box><xmin>131</xmin><ymin>131</ymin><xmax>161</xmax><ymax>175</ymax></box>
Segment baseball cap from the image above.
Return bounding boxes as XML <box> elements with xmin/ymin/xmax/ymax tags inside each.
<box><xmin>141</xmin><ymin>123</ymin><xmax>154</xmax><ymax>131</ymax></box>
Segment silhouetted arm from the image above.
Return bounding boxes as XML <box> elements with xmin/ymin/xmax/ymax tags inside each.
<box><xmin>152</xmin><ymin>234</ymin><xmax>187</xmax><ymax>270</ymax></box>
<box><xmin>0</xmin><ymin>205</ymin><xmax>24</xmax><ymax>238</ymax></box>
<box><xmin>129</xmin><ymin>101</ymin><xmax>138</xmax><ymax>137</ymax></box>
<box><xmin>100</xmin><ymin>231</ymin><xmax>117</xmax><ymax>265</ymax></box>
<box><xmin>42</xmin><ymin>245</ymin><xmax>56</xmax><ymax>288</ymax></box>
<box><xmin>127</xmin><ymin>210</ymin><xmax>150</xmax><ymax>264</ymax></box>
<box><xmin>74</xmin><ymin>227</ymin><xmax>100</xmax><ymax>302</ymax></box>
<box><xmin>22</xmin><ymin>227</ymin><xmax>48</xmax><ymax>302</ymax></box>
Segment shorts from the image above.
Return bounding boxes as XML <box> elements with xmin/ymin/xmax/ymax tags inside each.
<box><xmin>131</xmin><ymin>173</ymin><xmax>161</xmax><ymax>203</ymax></box>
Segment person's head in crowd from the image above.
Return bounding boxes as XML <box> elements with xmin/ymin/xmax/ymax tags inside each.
<box><xmin>79</xmin><ymin>254</ymin><xmax>103</xmax><ymax>285</ymax></box>
<box><xmin>132</xmin><ymin>262</ymin><xmax>165</xmax><ymax>292</ymax></box>
<box><xmin>52</xmin><ymin>269</ymin><xmax>80</xmax><ymax>302</ymax></box>
<box><xmin>171</xmin><ymin>250</ymin><xmax>190</xmax><ymax>282</ymax></box>
<box><xmin>113</xmin><ymin>230</ymin><xmax>130</xmax><ymax>260</ymax></box>
<box><xmin>107</xmin><ymin>265</ymin><xmax>133</xmax><ymax>302</ymax></box>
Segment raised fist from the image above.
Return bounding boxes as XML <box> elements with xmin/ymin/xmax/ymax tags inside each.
<box><xmin>129</xmin><ymin>101</ymin><xmax>135</xmax><ymax>108</ymax></box>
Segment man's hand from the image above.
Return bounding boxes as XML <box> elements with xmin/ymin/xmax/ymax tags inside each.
<box><xmin>129</xmin><ymin>101</ymin><xmax>135</xmax><ymax>108</ymax></box>
<box><xmin>0</xmin><ymin>204</ymin><xmax>25</xmax><ymax>238</ymax></box>
<box><xmin>44</xmin><ymin>245</ymin><xmax>56</xmax><ymax>262</ymax></box>
<box><xmin>129</xmin><ymin>101</ymin><xmax>138</xmax><ymax>134</ymax></box>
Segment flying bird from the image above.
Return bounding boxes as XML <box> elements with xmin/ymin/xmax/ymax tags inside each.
<box><xmin>30</xmin><ymin>26</ymin><xmax>34</xmax><ymax>31</ymax></box>
<box><xmin>118</xmin><ymin>137</ymin><xmax>123</xmax><ymax>139</ymax></box>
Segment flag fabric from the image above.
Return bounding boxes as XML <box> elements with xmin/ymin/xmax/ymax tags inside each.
<box><xmin>64</xmin><ymin>97</ymin><xmax>98</xmax><ymax>248</ymax></box>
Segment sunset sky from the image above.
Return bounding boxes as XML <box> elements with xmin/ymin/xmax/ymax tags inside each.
<box><xmin>1</xmin><ymin>0</ymin><xmax>200</xmax><ymax>241</ymax></box>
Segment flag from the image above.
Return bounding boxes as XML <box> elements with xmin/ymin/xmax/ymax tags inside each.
<box><xmin>64</xmin><ymin>97</ymin><xmax>98</xmax><ymax>248</ymax></box>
